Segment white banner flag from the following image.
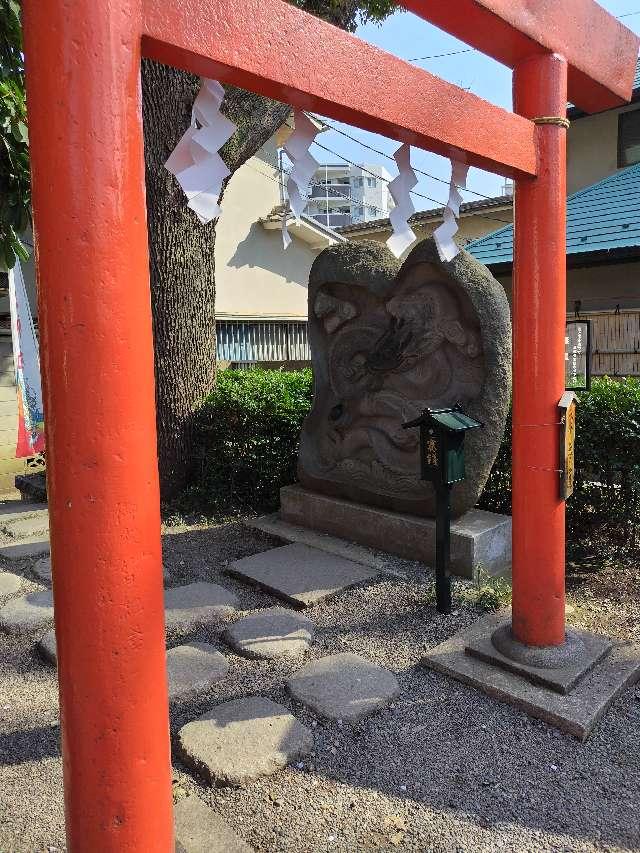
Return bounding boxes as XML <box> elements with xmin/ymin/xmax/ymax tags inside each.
<box><xmin>8</xmin><ymin>261</ymin><xmax>45</xmax><ymax>457</ymax></box>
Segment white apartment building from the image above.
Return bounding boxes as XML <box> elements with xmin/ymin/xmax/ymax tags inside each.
<box><xmin>305</xmin><ymin>163</ymin><xmax>394</xmax><ymax>228</ymax></box>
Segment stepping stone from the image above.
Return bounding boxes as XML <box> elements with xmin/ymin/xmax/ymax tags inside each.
<box><xmin>287</xmin><ymin>652</ymin><xmax>400</xmax><ymax>722</ymax></box>
<box><xmin>32</xmin><ymin>555</ymin><xmax>170</xmax><ymax>585</ymax></box>
<box><xmin>164</xmin><ymin>582</ymin><xmax>239</xmax><ymax>636</ymax></box>
<box><xmin>33</xmin><ymin>556</ymin><xmax>52</xmax><ymax>583</ymax></box>
<box><xmin>222</xmin><ymin>607</ymin><xmax>314</xmax><ymax>660</ymax></box>
<box><xmin>37</xmin><ymin>634</ymin><xmax>232</xmax><ymax>698</ymax></box>
<box><xmin>168</xmin><ymin>643</ymin><xmax>229</xmax><ymax>702</ymax></box>
<box><xmin>2</xmin><ymin>514</ymin><xmax>49</xmax><ymax>539</ymax></box>
<box><xmin>0</xmin><ymin>589</ymin><xmax>54</xmax><ymax>635</ymax></box>
<box><xmin>177</xmin><ymin>696</ymin><xmax>313</xmax><ymax>787</ymax></box>
<box><xmin>226</xmin><ymin>543</ymin><xmax>379</xmax><ymax>609</ymax></box>
<box><xmin>0</xmin><ymin>537</ymin><xmax>50</xmax><ymax>560</ymax></box>
<box><xmin>37</xmin><ymin>629</ymin><xmax>57</xmax><ymax>666</ymax></box>
<box><xmin>0</xmin><ymin>570</ymin><xmax>22</xmax><ymax>596</ymax></box>
<box><xmin>174</xmin><ymin>795</ymin><xmax>255</xmax><ymax>853</ymax></box>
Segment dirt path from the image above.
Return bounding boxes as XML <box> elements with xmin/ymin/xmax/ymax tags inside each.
<box><xmin>1</xmin><ymin>519</ymin><xmax>639</xmax><ymax>853</ymax></box>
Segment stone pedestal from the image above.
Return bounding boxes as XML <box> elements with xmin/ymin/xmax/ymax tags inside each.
<box><xmin>422</xmin><ymin>611</ymin><xmax>640</xmax><ymax>740</ymax></box>
<box><xmin>279</xmin><ymin>484</ymin><xmax>511</xmax><ymax>579</ymax></box>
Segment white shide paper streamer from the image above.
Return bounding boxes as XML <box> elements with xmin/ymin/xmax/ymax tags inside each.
<box><xmin>165</xmin><ymin>79</ymin><xmax>237</xmax><ymax>224</ymax></box>
<box><xmin>433</xmin><ymin>158</ymin><xmax>470</xmax><ymax>263</ymax></box>
<box><xmin>386</xmin><ymin>144</ymin><xmax>418</xmax><ymax>259</ymax></box>
<box><xmin>282</xmin><ymin>111</ymin><xmax>320</xmax><ymax>249</ymax></box>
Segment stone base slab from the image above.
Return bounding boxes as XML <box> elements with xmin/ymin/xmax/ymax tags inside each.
<box><xmin>280</xmin><ymin>485</ymin><xmax>511</xmax><ymax>579</ymax></box>
<box><xmin>422</xmin><ymin>611</ymin><xmax>640</xmax><ymax>741</ymax></box>
<box><xmin>466</xmin><ymin>620</ymin><xmax>613</xmax><ymax>694</ymax></box>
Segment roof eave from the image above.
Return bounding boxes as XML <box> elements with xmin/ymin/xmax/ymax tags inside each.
<box><xmin>486</xmin><ymin>244</ymin><xmax>640</xmax><ymax>275</ymax></box>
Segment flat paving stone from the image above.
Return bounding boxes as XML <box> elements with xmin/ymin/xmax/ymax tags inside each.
<box><xmin>222</xmin><ymin>607</ymin><xmax>314</xmax><ymax>659</ymax></box>
<box><xmin>168</xmin><ymin>642</ymin><xmax>229</xmax><ymax>701</ymax></box>
<box><xmin>287</xmin><ymin>652</ymin><xmax>400</xmax><ymax>722</ymax></box>
<box><xmin>0</xmin><ymin>589</ymin><xmax>54</xmax><ymax>635</ymax></box>
<box><xmin>164</xmin><ymin>582</ymin><xmax>239</xmax><ymax>636</ymax></box>
<box><xmin>177</xmin><ymin>696</ymin><xmax>313</xmax><ymax>787</ymax></box>
<box><xmin>174</xmin><ymin>795</ymin><xmax>255</xmax><ymax>853</ymax></box>
<box><xmin>0</xmin><ymin>570</ymin><xmax>22</xmax><ymax>596</ymax></box>
<box><xmin>226</xmin><ymin>542</ymin><xmax>379</xmax><ymax>609</ymax></box>
<box><xmin>37</xmin><ymin>629</ymin><xmax>57</xmax><ymax>666</ymax></box>
<box><xmin>0</xmin><ymin>537</ymin><xmax>50</xmax><ymax>560</ymax></box>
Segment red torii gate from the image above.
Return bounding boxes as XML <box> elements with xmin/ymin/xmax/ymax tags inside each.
<box><xmin>21</xmin><ymin>0</ymin><xmax>639</xmax><ymax>850</ymax></box>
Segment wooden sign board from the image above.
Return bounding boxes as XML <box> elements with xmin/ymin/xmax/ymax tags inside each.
<box><xmin>559</xmin><ymin>391</ymin><xmax>578</xmax><ymax>500</ymax></box>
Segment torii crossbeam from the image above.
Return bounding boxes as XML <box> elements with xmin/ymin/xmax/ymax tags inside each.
<box><xmin>21</xmin><ymin>1</ymin><xmax>639</xmax><ymax>850</ymax></box>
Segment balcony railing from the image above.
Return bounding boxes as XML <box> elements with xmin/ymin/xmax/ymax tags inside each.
<box><xmin>310</xmin><ymin>213</ymin><xmax>351</xmax><ymax>227</ymax></box>
<box><xmin>308</xmin><ymin>185</ymin><xmax>351</xmax><ymax>200</ymax></box>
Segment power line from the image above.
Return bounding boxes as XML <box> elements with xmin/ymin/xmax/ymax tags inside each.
<box><xmin>308</xmin><ymin>139</ymin><xmax>512</xmax><ymax>225</ymax></box>
<box><xmin>243</xmin><ymin>158</ymin><xmax>396</xmax><ymax>220</ymax></box>
<box><xmin>407</xmin><ymin>47</ymin><xmax>473</xmax><ymax>62</ymax></box>
<box><xmin>279</xmin><ymin>116</ymin><xmax>512</xmax><ymax>222</ymax></box>
<box><xmin>404</xmin><ymin>10</ymin><xmax>640</xmax><ymax>61</ymax></box>
<box><xmin>273</xmin><ymin>116</ymin><xmax>512</xmax><ymax>223</ymax></box>
<box><xmin>315</xmin><ymin>116</ymin><xmax>505</xmax><ymax>202</ymax></box>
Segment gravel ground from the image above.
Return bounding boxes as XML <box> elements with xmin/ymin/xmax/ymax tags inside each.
<box><xmin>1</xmin><ymin>518</ymin><xmax>639</xmax><ymax>853</ymax></box>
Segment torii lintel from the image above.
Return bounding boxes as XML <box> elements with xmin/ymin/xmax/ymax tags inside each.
<box><xmin>404</xmin><ymin>0</ymin><xmax>640</xmax><ymax>115</ymax></box>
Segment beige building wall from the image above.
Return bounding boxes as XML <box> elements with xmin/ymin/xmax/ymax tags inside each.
<box><xmin>567</xmin><ymin>102</ymin><xmax>639</xmax><ymax>194</ymax></box>
<box><xmin>345</xmin><ymin>205</ymin><xmax>513</xmax><ymax>259</ymax></box>
<box><xmin>495</xmin><ymin>260</ymin><xmax>640</xmax><ymax>312</ymax></box>
<box><xmin>215</xmin><ymin>139</ymin><xmax>318</xmax><ymax>320</ymax></box>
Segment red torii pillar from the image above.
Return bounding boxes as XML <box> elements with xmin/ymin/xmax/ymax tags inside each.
<box><xmin>512</xmin><ymin>54</ymin><xmax>569</xmax><ymax>646</ymax></box>
<box><xmin>23</xmin><ymin>0</ymin><xmax>174</xmax><ymax>850</ymax></box>
<box><xmin>21</xmin><ymin>0</ymin><xmax>638</xmax><ymax>850</ymax></box>
<box><xmin>404</xmin><ymin>0</ymin><xmax>639</xmax><ymax>646</ymax></box>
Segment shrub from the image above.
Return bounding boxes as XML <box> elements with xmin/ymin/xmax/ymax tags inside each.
<box><xmin>186</xmin><ymin>369</ymin><xmax>640</xmax><ymax>545</ymax></box>
<box><xmin>186</xmin><ymin>368</ymin><xmax>313</xmax><ymax>515</ymax></box>
<box><xmin>478</xmin><ymin>376</ymin><xmax>640</xmax><ymax>545</ymax></box>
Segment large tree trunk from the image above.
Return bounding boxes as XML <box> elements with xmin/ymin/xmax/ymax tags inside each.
<box><xmin>141</xmin><ymin>61</ymin><xmax>289</xmax><ymax>499</ymax></box>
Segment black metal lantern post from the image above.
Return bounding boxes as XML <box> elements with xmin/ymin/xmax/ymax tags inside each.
<box><xmin>403</xmin><ymin>406</ymin><xmax>483</xmax><ymax>613</ymax></box>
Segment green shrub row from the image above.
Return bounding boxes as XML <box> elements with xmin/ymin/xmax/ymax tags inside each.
<box><xmin>187</xmin><ymin>368</ymin><xmax>313</xmax><ymax>515</ymax></box>
<box><xmin>479</xmin><ymin>376</ymin><xmax>640</xmax><ymax>544</ymax></box>
<box><xmin>188</xmin><ymin>370</ymin><xmax>640</xmax><ymax>545</ymax></box>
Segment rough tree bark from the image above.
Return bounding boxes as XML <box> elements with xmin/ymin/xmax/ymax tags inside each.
<box><xmin>140</xmin><ymin>2</ymin><xmax>385</xmax><ymax>500</ymax></box>
<box><xmin>141</xmin><ymin>61</ymin><xmax>290</xmax><ymax>499</ymax></box>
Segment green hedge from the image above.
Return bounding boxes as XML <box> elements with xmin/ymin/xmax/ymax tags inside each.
<box><xmin>187</xmin><ymin>368</ymin><xmax>313</xmax><ymax>515</ymax></box>
<box><xmin>479</xmin><ymin>376</ymin><xmax>640</xmax><ymax>543</ymax></box>
<box><xmin>188</xmin><ymin>370</ymin><xmax>640</xmax><ymax>544</ymax></box>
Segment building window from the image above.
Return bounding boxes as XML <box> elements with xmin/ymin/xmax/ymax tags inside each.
<box><xmin>216</xmin><ymin>320</ymin><xmax>310</xmax><ymax>365</ymax></box>
<box><xmin>366</xmin><ymin>176</ymin><xmax>377</xmax><ymax>187</ymax></box>
<box><xmin>367</xmin><ymin>206</ymin><xmax>377</xmax><ymax>218</ymax></box>
<box><xmin>618</xmin><ymin>109</ymin><xmax>640</xmax><ymax>167</ymax></box>
<box><xmin>352</xmin><ymin>177</ymin><xmax>363</xmax><ymax>188</ymax></box>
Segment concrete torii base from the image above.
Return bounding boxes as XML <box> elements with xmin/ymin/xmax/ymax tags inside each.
<box><xmin>423</xmin><ymin>611</ymin><xmax>640</xmax><ymax>740</ymax></box>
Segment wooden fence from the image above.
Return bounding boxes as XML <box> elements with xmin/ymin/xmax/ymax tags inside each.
<box><xmin>582</xmin><ymin>310</ymin><xmax>640</xmax><ymax>377</ymax></box>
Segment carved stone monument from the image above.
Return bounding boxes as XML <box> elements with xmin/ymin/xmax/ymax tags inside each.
<box><xmin>279</xmin><ymin>237</ymin><xmax>512</xmax><ymax>576</ymax></box>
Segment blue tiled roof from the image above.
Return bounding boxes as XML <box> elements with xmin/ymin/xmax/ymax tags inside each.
<box><xmin>467</xmin><ymin>162</ymin><xmax>640</xmax><ymax>267</ymax></box>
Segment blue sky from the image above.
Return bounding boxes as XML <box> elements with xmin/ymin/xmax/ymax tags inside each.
<box><xmin>312</xmin><ymin>3</ymin><xmax>640</xmax><ymax>211</ymax></box>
